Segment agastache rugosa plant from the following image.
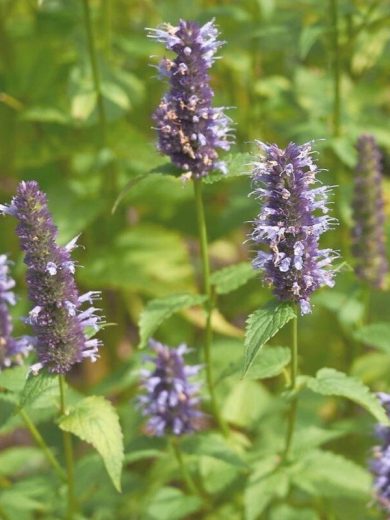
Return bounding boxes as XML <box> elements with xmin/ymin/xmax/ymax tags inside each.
<box><xmin>371</xmin><ymin>393</ymin><xmax>390</xmax><ymax>515</ymax></box>
<box><xmin>351</xmin><ymin>134</ymin><xmax>388</xmax><ymax>289</ymax></box>
<box><xmin>250</xmin><ymin>141</ymin><xmax>338</xmax><ymax>315</ymax></box>
<box><xmin>147</xmin><ymin>19</ymin><xmax>233</xmax><ymax>178</ymax></box>
<box><xmin>138</xmin><ymin>340</ymin><xmax>202</xmax><ymax>437</ymax></box>
<box><xmin>0</xmin><ymin>254</ymin><xmax>32</xmax><ymax>370</ymax></box>
<box><xmin>0</xmin><ymin>181</ymin><xmax>103</xmax><ymax>374</ymax></box>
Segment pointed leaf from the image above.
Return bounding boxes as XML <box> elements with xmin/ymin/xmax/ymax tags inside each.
<box><xmin>243</xmin><ymin>302</ymin><xmax>296</xmax><ymax>376</ymax></box>
<box><xmin>0</xmin><ymin>365</ymin><xmax>28</xmax><ymax>393</ymax></box>
<box><xmin>307</xmin><ymin>368</ymin><xmax>389</xmax><ymax>424</ymax></box>
<box><xmin>210</xmin><ymin>262</ymin><xmax>257</xmax><ymax>295</ymax></box>
<box><xmin>19</xmin><ymin>372</ymin><xmax>58</xmax><ymax>408</ymax></box>
<box><xmin>181</xmin><ymin>433</ymin><xmax>248</xmax><ymax>469</ymax></box>
<box><xmin>244</xmin><ymin>346</ymin><xmax>291</xmax><ymax>380</ymax></box>
<box><xmin>138</xmin><ymin>293</ymin><xmax>207</xmax><ymax>348</ymax></box>
<box><xmin>59</xmin><ymin>396</ymin><xmax>124</xmax><ymax>491</ymax></box>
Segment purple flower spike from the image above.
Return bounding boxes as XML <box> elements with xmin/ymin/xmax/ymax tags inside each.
<box><xmin>352</xmin><ymin>135</ymin><xmax>388</xmax><ymax>289</ymax></box>
<box><xmin>147</xmin><ymin>19</ymin><xmax>233</xmax><ymax>178</ymax></box>
<box><xmin>371</xmin><ymin>393</ymin><xmax>390</xmax><ymax>515</ymax></box>
<box><xmin>0</xmin><ymin>181</ymin><xmax>103</xmax><ymax>374</ymax></box>
<box><xmin>250</xmin><ymin>141</ymin><xmax>338</xmax><ymax>315</ymax></box>
<box><xmin>138</xmin><ymin>340</ymin><xmax>203</xmax><ymax>436</ymax></box>
<box><xmin>0</xmin><ymin>254</ymin><xmax>32</xmax><ymax>370</ymax></box>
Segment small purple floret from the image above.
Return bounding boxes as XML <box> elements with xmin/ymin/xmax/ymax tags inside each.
<box><xmin>138</xmin><ymin>339</ymin><xmax>202</xmax><ymax>436</ymax></box>
<box><xmin>0</xmin><ymin>181</ymin><xmax>103</xmax><ymax>374</ymax></box>
<box><xmin>0</xmin><ymin>254</ymin><xmax>32</xmax><ymax>370</ymax></box>
<box><xmin>371</xmin><ymin>393</ymin><xmax>390</xmax><ymax>514</ymax></box>
<box><xmin>148</xmin><ymin>19</ymin><xmax>233</xmax><ymax>178</ymax></box>
<box><xmin>352</xmin><ymin>135</ymin><xmax>388</xmax><ymax>289</ymax></box>
<box><xmin>250</xmin><ymin>141</ymin><xmax>338</xmax><ymax>314</ymax></box>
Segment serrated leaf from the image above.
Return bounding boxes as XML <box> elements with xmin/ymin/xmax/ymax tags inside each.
<box><xmin>307</xmin><ymin>368</ymin><xmax>389</xmax><ymax>424</ymax></box>
<box><xmin>59</xmin><ymin>396</ymin><xmax>124</xmax><ymax>491</ymax></box>
<box><xmin>244</xmin><ymin>346</ymin><xmax>291</xmax><ymax>380</ymax></box>
<box><xmin>19</xmin><ymin>372</ymin><xmax>58</xmax><ymax>408</ymax></box>
<box><xmin>138</xmin><ymin>293</ymin><xmax>207</xmax><ymax>348</ymax></box>
<box><xmin>210</xmin><ymin>262</ymin><xmax>257</xmax><ymax>295</ymax></box>
<box><xmin>243</xmin><ymin>302</ymin><xmax>296</xmax><ymax>376</ymax></box>
<box><xmin>292</xmin><ymin>450</ymin><xmax>371</xmax><ymax>498</ymax></box>
<box><xmin>181</xmin><ymin>433</ymin><xmax>248</xmax><ymax>469</ymax></box>
<box><xmin>354</xmin><ymin>323</ymin><xmax>390</xmax><ymax>353</ymax></box>
<box><xmin>0</xmin><ymin>365</ymin><xmax>28</xmax><ymax>393</ymax></box>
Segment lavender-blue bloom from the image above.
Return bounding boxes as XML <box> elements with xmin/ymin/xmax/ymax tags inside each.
<box><xmin>147</xmin><ymin>19</ymin><xmax>233</xmax><ymax>178</ymax></box>
<box><xmin>0</xmin><ymin>181</ymin><xmax>103</xmax><ymax>374</ymax></box>
<box><xmin>371</xmin><ymin>393</ymin><xmax>390</xmax><ymax>514</ymax></box>
<box><xmin>250</xmin><ymin>141</ymin><xmax>338</xmax><ymax>315</ymax></box>
<box><xmin>352</xmin><ymin>135</ymin><xmax>388</xmax><ymax>289</ymax></box>
<box><xmin>138</xmin><ymin>340</ymin><xmax>202</xmax><ymax>436</ymax></box>
<box><xmin>0</xmin><ymin>254</ymin><xmax>32</xmax><ymax>370</ymax></box>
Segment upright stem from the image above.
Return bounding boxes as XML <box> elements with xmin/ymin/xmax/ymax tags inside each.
<box><xmin>169</xmin><ymin>437</ymin><xmax>199</xmax><ymax>496</ymax></box>
<box><xmin>193</xmin><ymin>178</ymin><xmax>228</xmax><ymax>436</ymax></box>
<box><xmin>59</xmin><ymin>375</ymin><xmax>76</xmax><ymax>520</ymax></box>
<box><xmin>329</xmin><ymin>0</ymin><xmax>341</xmax><ymax>137</ymax></box>
<box><xmin>283</xmin><ymin>315</ymin><xmax>298</xmax><ymax>461</ymax></box>
<box><xmin>18</xmin><ymin>408</ymin><xmax>65</xmax><ymax>481</ymax></box>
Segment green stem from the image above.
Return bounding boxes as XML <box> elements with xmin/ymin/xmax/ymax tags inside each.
<box><xmin>102</xmin><ymin>0</ymin><xmax>112</xmax><ymax>59</ymax></box>
<box><xmin>59</xmin><ymin>375</ymin><xmax>76</xmax><ymax>520</ymax></box>
<box><xmin>18</xmin><ymin>408</ymin><xmax>65</xmax><ymax>482</ymax></box>
<box><xmin>283</xmin><ymin>315</ymin><xmax>298</xmax><ymax>461</ymax></box>
<box><xmin>329</xmin><ymin>0</ymin><xmax>341</xmax><ymax>137</ymax></box>
<box><xmin>169</xmin><ymin>437</ymin><xmax>199</xmax><ymax>496</ymax></box>
<box><xmin>193</xmin><ymin>178</ymin><xmax>228</xmax><ymax>436</ymax></box>
<box><xmin>82</xmin><ymin>0</ymin><xmax>106</xmax><ymax>146</ymax></box>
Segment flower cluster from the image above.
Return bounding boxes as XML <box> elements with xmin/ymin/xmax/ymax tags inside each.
<box><xmin>138</xmin><ymin>340</ymin><xmax>202</xmax><ymax>436</ymax></box>
<box><xmin>371</xmin><ymin>393</ymin><xmax>390</xmax><ymax>514</ymax></box>
<box><xmin>148</xmin><ymin>19</ymin><xmax>233</xmax><ymax>178</ymax></box>
<box><xmin>250</xmin><ymin>141</ymin><xmax>338</xmax><ymax>314</ymax></box>
<box><xmin>0</xmin><ymin>181</ymin><xmax>103</xmax><ymax>374</ymax></box>
<box><xmin>0</xmin><ymin>254</ymin><xmax>32</xmax><ymax>370</ymax></box>
<box><xmin>351</xmin><ymin>135</ymin><xmax>388</xmax><ymax>289</ymax></box>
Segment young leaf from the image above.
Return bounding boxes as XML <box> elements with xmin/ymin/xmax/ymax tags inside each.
<box><xmin>58</xmin><ymin>395</ymin><xmax>124</xmax><ymax>492</ymax></box>
<box><xmin>138</xmin><ymin>293</ymin><xmax>207</xmax><ymax>348</ymax></box>
<box><xmin>244</xmin><ymin>346</ymin><xmax>291</xmax><ymax>380</ymax></box>
<box><xmin>210</xmin><ymin>262</ymin><xmax>257</xmax><ymax>295</ymax></box>
<box><xmin>307</xmin><ymin>368</ymin><xmax>389</xmax><ymax>424</ymax></box>
<box><xmin>19</xmin><ymin>372</ymin><xmax>58</xmax><ymax>408</ymax></box>
<box><xmin>0</xmin><ymin>365</ymin><xmax>29</xmax><ymax>393</ymax></box>
<box><xmin>292</xmin><ymin>450</ymin><xmax>371</xmax><ymax>498</ymax></box>
<box><xmin>243</xmin><ymin>302</ymin><xmax>296</xmax><ymax>376</ymax></box>
<box><xmin>354</xmin><ymin>322</ymin><xmax>390</xmax><ymax>353</ymax></box>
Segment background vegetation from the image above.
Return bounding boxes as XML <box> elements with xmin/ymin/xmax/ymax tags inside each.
<box><xmin>0</xmin><ymin>0</ymin><xmax>389</xmax><ymax>518</ymax></box>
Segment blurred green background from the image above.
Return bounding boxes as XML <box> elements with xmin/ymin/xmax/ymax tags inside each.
<box><xmin>0</xmin><ymin>1</ymin><xmax>390</xmax><ymax>518</ymax></box>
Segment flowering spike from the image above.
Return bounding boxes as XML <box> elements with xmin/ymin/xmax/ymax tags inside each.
<box><xmin>138</xmin><ymin>340</ymin><xmax>202</xmax><ymax>436</ymax></box>
<box><xmin>250</xmin><ymin>141</ymin><xmax>338</xmax><ymax>315</ymax></box>
<box><xmin>0</xmin><ymin>181</ymin><xmax>103</xmax><ymax>374</ymax></box>
<box><xmin>148</xmin><ymin>19</ymin><xmax>233</xmax><ymax>178</ymax></box>
<box><xmin>371</xmin><ymin>393</ymin><xmax>390</xmax><ymax>514</ymax></box>
<box><xmin>0</xmin><ymin>254</ymin><xmax>32</xmax><ymax>370</ymax></box>
<box><xmin>351</xmin><ymin>135</ymin><xmax>388</xmax><ymax>289</ymax></box>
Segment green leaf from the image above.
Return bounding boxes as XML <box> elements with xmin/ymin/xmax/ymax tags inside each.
<box><xmin>101</xmin><ymin>81</ymin><xmax>131</xmax><ymax>110</ymax></box>
<box><xmin>354</xmin><ymin>322</ymin><xmax>390</xmax><ymax>353</ymax></box>
<box><xmin>292</xmin><ymin>450</ymin><xmax>371</xmax><ymax>498</ymax></box>
<box><xmin>0</xmin><ymin>365</ymin><xmax>28</xmax><ymax>393</ymax></box>
<box><xmin>270</xmin><ymin>505</ymin><xmax>319</xmax><ymax>520</ymax></box>
<box><xmin>203</xmin><ymin>153</ymin><xmax>251</xmax><ymax>184</ymax></box>
<box><xmin>58</xmin><ymin>396</ymin><xmax>124</xmax><ymax>491</ymax></box>
<box><xmin>222</xmin><ymin>380</ymin><xmax>272</xmax><ymax>427</ymax></box>
<box><xmin>0</xmin><ymin>447</ymin><xmax>44</xmax><ymax>477</ymax></box>
<box><xmin>138</xmin><ymin>293</ymin><xmax>207</xmax><ymax>348</ymax></box>
<box><xmin>307</xmin><ymin>368</ymin><xmax>389</xmax><ymax>424</ymax></box>
<box><xmin>245</xmin><ymin>459</ymin><xmax>289</xmax><ymax>520</ymax></box>
<box><xmin>244</xmin><ymin>346</ymin><xmax>291</xmax><ymax>380</ymax></box>
<box><xmin>145</xmin><ymin>487</ymin><xmax>202</xmax><ymax>520</ymax></box>
<box><xmin>19</xmin><ymin>372</ymin><xmax>58</xmax><ymax>408</ymax></box>
<box><xmin>181</xmin><ymin>433</ymin><xmax>248</xmax><ymax>469</ymax></box>
<box><xmin>71</xmin><ymin>90</ymin><xmax>97</xmax><ymax>120</ymax></box>
<box><xmin>210</xmin><ymin>262</ymin><xmax>257</xmax><ymax>295</ymax></box>
<box><xmin>243</xmin><ymin>302</ymin><xmax>296</xmax><ymax>376</ymax></box>
<box><xmin>351</xmin><ymin>352</ymin><xmax>390</xmax><ymax>384</ymax></box>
